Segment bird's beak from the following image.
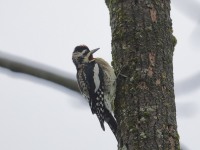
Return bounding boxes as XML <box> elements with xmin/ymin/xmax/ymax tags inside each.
<box><xmin>90</xmin><ymin>48</ymin><xmax>100</xmax><ymax>55</ymax></box>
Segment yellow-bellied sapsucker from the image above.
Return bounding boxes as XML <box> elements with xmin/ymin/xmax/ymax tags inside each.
<box><xmin>72</xmin><ymin>45</ymin><xmax>117</xmax><ymax>136</ymax></box>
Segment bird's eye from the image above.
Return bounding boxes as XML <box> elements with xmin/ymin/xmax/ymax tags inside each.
<box><xmin>82</xmin><ymin>51</ymin><xmax>88</xmax><ymax>56</ymax></box>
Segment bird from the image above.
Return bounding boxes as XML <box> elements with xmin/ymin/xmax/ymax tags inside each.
<box><xmin>72</xmin><ymin>45</ymin><xmax>117</xmax><ymax>136</ymax></box>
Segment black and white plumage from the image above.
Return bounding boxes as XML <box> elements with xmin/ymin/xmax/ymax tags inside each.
<box><xmin>72</xmin><ymin>45</ymin><xmax>117</xmax><ymax>136</ymax></box>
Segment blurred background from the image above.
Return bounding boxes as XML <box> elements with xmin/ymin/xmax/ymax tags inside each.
<box><xmin>0</xmin><ymin>0</ymin><xmax>199</xmax><ymax>149</ymax></box>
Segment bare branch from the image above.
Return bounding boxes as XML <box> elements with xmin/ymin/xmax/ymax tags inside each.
<box><xmin>175</xmin><ymin>72</ymin><xmax>200</xmax><ymax>96</ymax></box>
<box><xmin>0</xmin><ymin>51</ymin><xmax>80</xmax><ymax>94</ymax></box>
<box><xmin>172</xmin><ymin>0</ymin><xmax>200</xmax><ymax>22</ymax></box>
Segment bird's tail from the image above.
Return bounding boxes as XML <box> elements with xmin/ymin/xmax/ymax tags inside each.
<box><xmin>104</xmin><ymin>109</ymin><xmax>117</xmax><ymax>138</ymax></box>
<box><xmin>97</xmin><ymin>115</ymin><xmax>105</xmax><ymax>131</ymax></box>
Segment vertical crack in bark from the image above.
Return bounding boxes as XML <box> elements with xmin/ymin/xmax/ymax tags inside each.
<box><xmin>150</xmin><ymin>90</ymin><xmax>160</xmax><ymax>150</ymax></box>
<box><xmin>137</xmin><ymin>87</ymin><xmax>140</xmax><ymax>149</ymax></box>
<box><xmin>134</xmin><ymin>0</ymin><xmax>138</xmax><ymax>5</ymax></box>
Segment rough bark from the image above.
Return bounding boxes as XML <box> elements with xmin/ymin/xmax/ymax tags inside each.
<box><xmin>105</xmin><ymin>0</ymin><xmax>180</xmax><ymax>149</ymax></box>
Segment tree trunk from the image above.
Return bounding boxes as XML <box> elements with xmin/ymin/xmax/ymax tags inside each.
<box><xmin>105</xmin><ymin>0</ymin><xmax>180</xmax><ymax>149</ymax></box>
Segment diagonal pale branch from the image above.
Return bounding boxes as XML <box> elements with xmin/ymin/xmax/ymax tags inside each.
<box><xmin>1</xmin><ymin>50</ymin><xmax>199</xmax><ymax>97</ymax></box>
<box><xmin>0</xmin><ymin>51</ymin><xmax>80</xmax><ymax>94</ymax></box>
<box><xmin>175</xmin><ymin>72</ymin><xmax>200</xmax><ymax>96</ymax></box>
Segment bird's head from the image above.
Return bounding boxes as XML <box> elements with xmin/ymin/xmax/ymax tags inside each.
<box><xmin>72</xmin><ymin>45</ymin><xmax>99</xmax><ymax>68</ymax></box>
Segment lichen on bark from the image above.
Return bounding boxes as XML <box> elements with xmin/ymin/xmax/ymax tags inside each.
<box><xmin>105</xmin><ymin>0</ymin><xmax>180</xmax><ymax>149</ymax></box>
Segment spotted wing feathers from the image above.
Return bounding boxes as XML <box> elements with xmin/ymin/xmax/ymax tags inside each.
<box><xmin>76</xmin><ymin>60</ymin><xmax>117</xmax><ymax>135</ymax></box>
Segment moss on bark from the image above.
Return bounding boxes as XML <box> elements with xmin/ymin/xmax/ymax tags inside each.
<box><xmin>105</xmin><ymin>0</ymin><xmax>180</xmax><ymax>149</ymax></box>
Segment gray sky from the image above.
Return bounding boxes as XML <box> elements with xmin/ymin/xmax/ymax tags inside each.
<box><xmin>0</xmin><ymin>0</ymin><xmax>200</xmax><ymax>149</ymax></box>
